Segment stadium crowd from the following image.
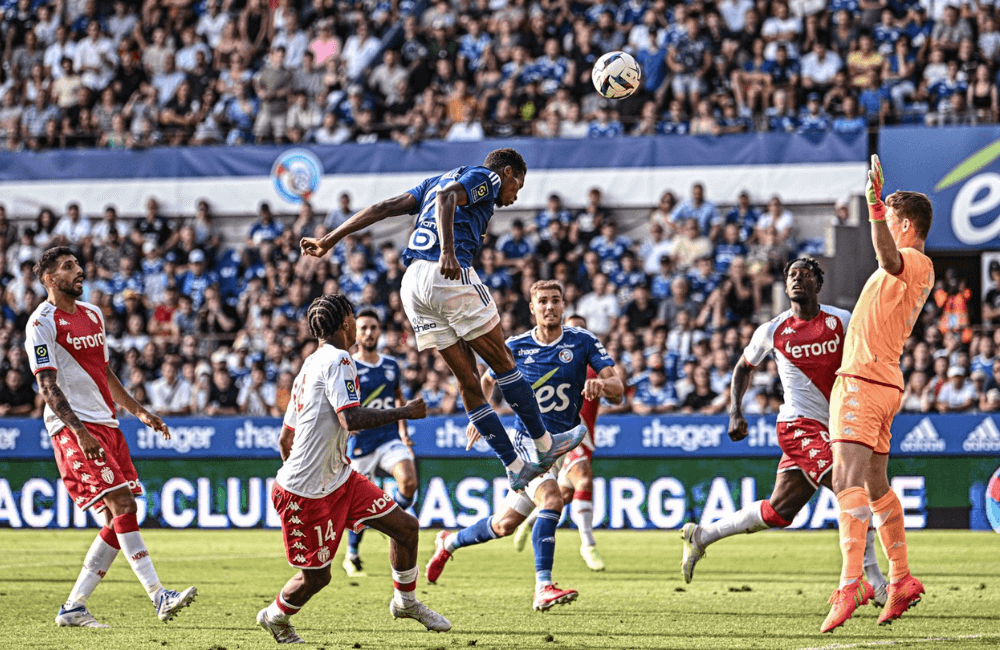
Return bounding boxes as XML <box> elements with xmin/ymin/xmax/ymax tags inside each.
<box><xmin>1</xmin><ymin>187</ymin><xmax>998</xmax><ymax>420</ymax></box>
<box><xmin>1</xmin><ymin>0</ymin><xmax>1000</xmax><ymax>151</ymax></box>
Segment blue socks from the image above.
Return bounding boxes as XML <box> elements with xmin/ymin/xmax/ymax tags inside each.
<box><xmin>496</xmin><ymin>369</ymin><xmax>547</xmax><ymax>440</ymax></box>
<box><xmin>467</xmin><ymin>404</ymin><xmax>518</xmax><ymax>466</ymax></box>
<box><xmin>453</xmin><ymin>516</ymin><xmax>497</xmax><ymax>550</ymax></box>
<box><xmin>392</xmin><ymin>488</ymin><xmax>414</xmax><ymax>511</ymax></box>
<box><xmin>347</xmin><ymin>530</ymin><xmax>362</xmax><ymax>557</ymax></box>
<box><xmin>533</xmin><ymin>509</ymin><xmax>560</xmax><ymax>585</ymax></box>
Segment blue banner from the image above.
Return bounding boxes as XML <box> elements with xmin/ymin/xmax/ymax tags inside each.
<box><xmin>0</xmin><ymin>132</ymin><xmax>865</xmax><ymax>182</ymax></box>
<box><xmin>879</xmin><ymin>125</ymin><xmax>1000</xmax><ymax>251</ymax></box>
<box><xmin>1</xmin><ymin>413</ymin><xmax>997</xmax><ymax>460</ymax></box>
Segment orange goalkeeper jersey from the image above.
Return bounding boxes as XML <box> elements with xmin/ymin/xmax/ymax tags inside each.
<box><xmin>838</xmin><ymin>247</ymin><xmax>934</xmax><ymax>390</ymax></box>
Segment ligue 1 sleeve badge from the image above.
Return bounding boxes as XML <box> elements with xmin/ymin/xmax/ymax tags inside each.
<box><xmin>271</xmin><ymin>148</ymin><xmax>323</xmax><ymax>204</ymax></box>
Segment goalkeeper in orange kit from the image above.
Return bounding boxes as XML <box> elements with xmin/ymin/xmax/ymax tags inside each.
<box><xmin>821</xmin><ymin>155</ymin><xmax>935</xmax><ymax>633</ymax></box>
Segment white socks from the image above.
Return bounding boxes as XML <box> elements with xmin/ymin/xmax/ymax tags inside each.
<box><xmin>863</xmin><ymin>521</ymin><xmax>887</xmax><ymax>589</ymax></box>
<box><xmin>113</xmin><ymin>514</ymin><xmax>163</xmax><ymax>600</ymax></box>
<box><xmin>65</xmin><ymin>528</ymin><xmax>119</xmax><ymax>608</ymax></box>
<box><xmin>571</xmin><ymin>499</ymin><xmax>596</xmax><ymax>547</ymax></box>
<box><xmin>392</xmin><ymin>567</ymin><xmax>418</xmax><ymax>606</ymax></box>
<box><xmin>699</xmin><ymin>500</ymin><xmax>769</xmax><ymax>546</ymax></box>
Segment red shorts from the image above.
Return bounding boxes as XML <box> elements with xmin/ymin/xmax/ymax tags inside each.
<box><xmin>272</xmin><ymin>471</ymin><xmax>398</xmax><ymax>569</ymax></box>
<box><xmin>776</xmin><ymin>418</ymin><xmax>833</xmax><ymax>489</ymax></box>
<box><xmin>52</xmin><ymin>423</ymin><xmax>142</xmax><ymax>512</ymax></box>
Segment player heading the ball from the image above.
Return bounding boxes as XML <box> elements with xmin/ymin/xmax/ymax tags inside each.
<box><xmin>301</xmin><ymin>148</ymin><xmax>587</xmax><ymax>492</ymax></box>
<box><xmin>258</xmin><ymin>294</ymin><xmax>449</xmax><ymax>644</ymax></box>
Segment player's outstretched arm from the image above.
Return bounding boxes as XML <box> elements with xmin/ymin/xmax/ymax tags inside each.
<box><xmin>106</xmin><ymin>366</ymin><xmax>171</xmax><ymax>439</ymax></box>
<box><xmin>301</xmin><ymin>193</ymin><xmax>418</xmax><ymax>258</ymax></box>
<box><xmin>866</xmin><ymin>154</ymin><xmax>903</xmax><ymax>275</ymax></box>
<box><xmin>728</xmin><ymin>356</ymin><xmax>754</xmax><ymax>441</ymax></box>
<box><xmin>339</xmin><ymin>398</ymin><xmax>427</xmax><ymax>432</ymax></box>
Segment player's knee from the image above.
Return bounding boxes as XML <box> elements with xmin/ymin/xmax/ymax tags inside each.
<box><xmin>492</xmin><ymin>516</ymin><xmax>519</xmax><ymax>537</ymax></box>
<box><xmin>541</xmin><ymin>493</ymin><xmax>564</xmax><ymax>512</ymax></box>
<box><xmin>106</xmin><ymin>490</ymin><xmax>138</xmax><ymax>516</ymax></box>
<box><xmin>397</xmin><ymin>475</ymin><xmax>418</xmax><ymax>498</ymax></box>
<box><xmin>304</xmin><ymin>567</ymin><xmax>331</xmax><ymax>590</ymax></box>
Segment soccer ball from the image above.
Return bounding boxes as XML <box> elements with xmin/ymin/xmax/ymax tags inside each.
<box><xmin>592</xmin><ymin>51</ymin><xmax>641</xmax><ymax>99</ymax></box>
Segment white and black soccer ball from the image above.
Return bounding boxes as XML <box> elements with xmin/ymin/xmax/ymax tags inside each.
<box><xmin>592</xmin><ymin>51</ymin><xmax>641</xmax><ymax>99</ymax></box>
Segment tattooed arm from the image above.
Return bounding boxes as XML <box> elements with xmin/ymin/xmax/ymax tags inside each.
<box><xmin>36</xmin><ymin>369</ymin><xmax>103</xmax><ymax>460</ymax></box>
<box><xmin>338</xmin><ymin>398</ymin><xmax>427</xmax><ymax>432</ymax></box>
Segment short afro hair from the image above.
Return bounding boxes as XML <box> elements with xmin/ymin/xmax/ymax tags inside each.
<box><xmin>483</xmin><ymin>148</ymin><xmax>527</xmax><ymax>176</ymax></box>
<box><xmin>783</xmin><ymin>257</ymin><xmax>824</xmax><ymax>290</ymax></box>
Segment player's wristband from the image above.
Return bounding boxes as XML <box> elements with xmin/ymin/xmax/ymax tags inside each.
<box><xmin>868</xmin><ymin>202</ymin><xmax>886</xmax><ymax>223</ymax></box>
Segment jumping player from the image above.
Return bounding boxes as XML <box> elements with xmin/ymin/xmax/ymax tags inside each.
<box><xmin>513</xmin><ymin>314</ymin><xmax>608</xmax><ymax>572</ymax></box>
<box><xmin>257</xmin><ymin>294</ymin><xmax>449</xmax><ymax>643</ymax></box>
<box><xmin>342</xmin><ymin>309</ymin><xmax>418</xmax><ymax>578</ymax></box>
<box><xmin>821</xmin><ymin>157</ymin><xmax>934</xmax><ymax>632</ymax></box>
<box><xmin>25</xmin><ymin>247</ymin><xmax>196</xmax><ymax>628</ymax></box>
<box><xmin>424</xmin><ymin>281</ymin><xmax>623</xmax><ymax>611</ymax></box>
<box><xmin>301</xmin><ymin>149</ymin><xmax>586</xmax><ymax>491</ymax></box>
<box><xmin>679</xmin><ymin>258</ymin><xmax>887</xmax><ymax>606</ymax></box>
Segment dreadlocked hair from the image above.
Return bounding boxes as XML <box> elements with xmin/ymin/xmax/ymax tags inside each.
<box><xmin>483</xmin><ymin>148</ymin><xmax>527</xmax><ymax>176</ymax></box>
<box><xmin>783</xmin><ymin>257</ymin><xmax>824</xmax><ymax>290</ymax></box>
<box><xmin>308</xmin><ymin>294</ymin><xmax>354</xmax><ymax>340</ymax></box>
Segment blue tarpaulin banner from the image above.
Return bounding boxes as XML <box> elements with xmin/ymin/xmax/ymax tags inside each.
<box><xmin>1</xmin><ymin>413</ymin><xmax>996</xmax><ymax>460</ymax></box>
<box><xmin>879</xmin><ymin>125</ymin><xmax>1000</xmax><ymax>251</ymax></box>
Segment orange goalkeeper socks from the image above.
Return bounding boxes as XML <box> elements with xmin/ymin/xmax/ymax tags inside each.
<box><xmin>871</xmin><ymin>490</ymin><xmax>910</xmax><ymax>583</ymax></box>
<box><xmin>836</xmin><ymin>487</ymin><xmax>870</xmax><ymax>587</ymax></box>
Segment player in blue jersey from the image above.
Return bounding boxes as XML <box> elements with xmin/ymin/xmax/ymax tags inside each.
<box><xmin>341</xmin><ymin>309</ymin><xmax>418</xmax><ymax>578</ymax></box>
<box><xmin>301</xmin><ymin>148</ymin><xmax>587</xmax><ymax>491</ymax></box>
<box><xmin>423</xmin><ymin>281</ymin><xmax>623</xmax><ymax>611</ymax></box>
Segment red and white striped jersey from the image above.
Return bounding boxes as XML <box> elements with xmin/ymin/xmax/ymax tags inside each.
<box><xmin>278</xmin><ymin>344</ymin><xmax>361</xmax><ymax>499</ymax></box>
<box><xmin>743</xmin><ymin>305</ymin><xmax>852</xmax><ymax>425</ymax></box>
<box><xmin>25</xmin><ymin>300</ymin><xmax>118</xmax><ymax>436</ymax></box>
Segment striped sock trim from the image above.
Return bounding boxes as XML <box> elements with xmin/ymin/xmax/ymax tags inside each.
<box><xmin>468</xmin><ymin>405</ymin><xmax>494</xmax><ymax>423</ymax></box>
<box><xmin>537</xmin><ymin>510</ymin><xmax>561</xmax><ymax>521</ymax></box>
<box><xmin>496</xmin><ymin>369</ymin><xmax>524</xmax><ymax>386</ymax></box>
<box><xmin>276</xmin><ymin>592</ymin><xmax>302</xmax><ymax>614</ymax></box>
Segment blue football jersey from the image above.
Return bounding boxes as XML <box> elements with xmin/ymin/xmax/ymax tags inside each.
<box><xmin>401</xmin><ymin>165</ymin><xmax>501</xmax><ymax>269</ymax></box>
<box><xmin>348</xmin><ymin>355</ymin><xmax>403</xmax><ymax>458</ymax></box>
<box><xmin>500</xmin><ymin>326</ymin><xmax>614</xmax><ymax>435</ymax></box>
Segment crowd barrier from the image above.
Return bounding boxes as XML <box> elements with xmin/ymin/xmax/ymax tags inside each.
<box><xmin>2</xmin><ymin>414</ymin><xmax>996</xmax><ymax>531</ymax></box>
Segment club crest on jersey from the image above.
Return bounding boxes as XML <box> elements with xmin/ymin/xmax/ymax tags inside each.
<box><xmin>87</xmin><ymin>311</ymin><xmax>98</xmax><ymax>324</ymax></box>
<box><xmin>385</xmin><ymin>369</ymin><xmax>395</xmax><ymax>381</ymax></box>
<box><xmin>826</xmin><ymin>316</ymin><xmax>837</xmax><ymax>330</ymax></box>
<box><xmin>34</xmin><ymin>345</ymin><xmax>50</xmax><ymax>365</ymax></box>
<box><xmin>559</xmin><ymin>349</ymin><xmax>573</xmax><ymax>363</ymax></box>
<box><xmin>473</xmin><ymin>182</ymin><xmax>489</xmax><ymax>199</ymax></box>
<box><xmin>101</xmin><ymin>467</ymin><xmax>114</xmax><ymax>484</ymax></box>
<box><xmin>317</xmin><ymin>546</ymin><xmax>331</xmax><ymax>563</ymax></box>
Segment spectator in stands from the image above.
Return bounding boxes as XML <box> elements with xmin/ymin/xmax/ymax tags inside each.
<box><xmin>576</xmin><ymin>272</ymin><xmax>619</xmax><ymax>339</ymax></box>
<box><xmin>149</xmin><ymin>358</ymin><xmax>193</xmax><ymax>416</ymax></box>
<box><xmin>983</xmin><ymin>260</ymin><xmax>1000</xmax><ymax>328</ymax></box>
<box><xmin>631</xmin><ymin>366</ymin><xmax>678</xmax><ymax>414</ymax></box>
<box><xmin>681</xmin><ymin>365</ymin><xmax>725</xmax><ymax>414</ymax></box>
<box><xmin>53</xmin><ymin>202</ymin><xmax>91</xmax><ymax>245</ymax></box>
<box><xmin>900</xmin><ymin>370</ymin><xmax>932</xmax><ymax>413</ymax></box>
<box><xmin>0</xmin><ymin>368</ymin><xmax>41</xmax><ymax>417</ymax></box>
<box><xmin>672</xmin><ymin>183</ymin><xmax>721</xmax><ymax>239</ymax></box>
<box><xmin>935</xmin><ymin>365</ymin><xmax>978</xmax><ymax>413</ymax></box>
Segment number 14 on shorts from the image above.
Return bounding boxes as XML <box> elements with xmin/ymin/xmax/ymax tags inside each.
<box><xmin>314</xmin><ymin>520</ymin><xmax>337</xmax><ymax>546</ymax></box>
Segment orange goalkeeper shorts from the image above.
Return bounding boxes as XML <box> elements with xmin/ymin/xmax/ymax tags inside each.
<box><xmin>829</xmin><ymin>374</ymin><xmax>903</xmax><ymax>455</ymax></box>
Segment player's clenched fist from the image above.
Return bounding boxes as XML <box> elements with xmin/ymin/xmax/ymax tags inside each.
<box><xmin>300</xmin><ymin>236</ymin><xmax>330</xmax><ymax>258</ymax></box>
<box><xmin>728</xmin><ymin>415</ymin><xmax>749</xmax><ymax>442</ymax></box>
<box><xmin>438</xmin><ymin>251</ymin><xmax>461</xmax><ymax>281</ymax></box>
<box><xmin>582</xmin><ymin>377</ymin><xmax>605</xmax><ymax>401</ymax></box>
<box><xmin>404</xmin><ymin>398</ymin><xmax>427</xmax><ymax>420</ymax></box>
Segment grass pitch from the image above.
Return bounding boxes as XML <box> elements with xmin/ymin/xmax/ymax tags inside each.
<box><xmin>0</xmin><ymin>529</ymin><xmax>997</xmax><ymax>650</ymax></box>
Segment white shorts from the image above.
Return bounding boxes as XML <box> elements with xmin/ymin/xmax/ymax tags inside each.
<box><xmin>503</xmin><ymin>427</ymin><xmax>557</xmax><ymax>514</ymax></box>
<box><xmin>400</xmin><ymin>259</ymin><xmax>500</xmax><ymax>351</ymax></box>
<box><xmin>351</xmin><ymin>439</ymin><xmax>415</xmax><ymax>479</ymax></box>
<box><xmin>505</xmin><ymin>470</ymin><xmax>557</xmax><ymax>516</ymax></box>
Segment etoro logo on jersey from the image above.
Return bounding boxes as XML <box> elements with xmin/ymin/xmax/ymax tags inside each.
<box><xmin>64</xmin><ymin>331</ymin><xmax>105</xmax><ymax>351</ymax></box>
